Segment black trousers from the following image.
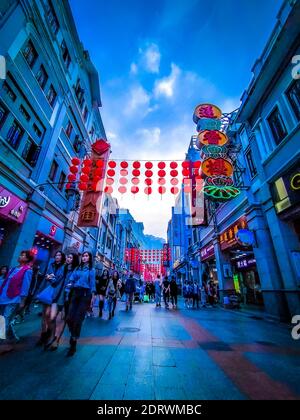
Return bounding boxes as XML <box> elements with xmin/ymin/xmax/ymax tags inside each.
<box><xmin>193</xmin><ymin>294</ymin><xmax>199</xmax><ymax>308</ymax></box>
<box><xmin>170</xmin><ymin>294</ymin><xmax>177</xmax><ymax>305</ymax></box>
<box><xmin>67</xmin><ymin>288</ymin><xmax>91</xmax><ymax>339</ymax></box>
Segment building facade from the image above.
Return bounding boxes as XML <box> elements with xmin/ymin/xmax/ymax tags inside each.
<box><xmin>0</xmin><ymin>0</ymin><xmax>107</xmax><ymax>272</ymax></box>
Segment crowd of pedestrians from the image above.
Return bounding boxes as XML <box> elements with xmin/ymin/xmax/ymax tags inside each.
<box><xmin>0</xmin><ymin>249</ymin><xmax>218</xmax><ymax>356</ymax></box>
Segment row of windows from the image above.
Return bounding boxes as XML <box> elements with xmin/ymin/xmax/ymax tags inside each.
<box><xmin>0</xmin><ymin>101</ymin><xmax>40</xmax><ymax>167</ymax></box>
<box><xmin>49</xmin><ymin>160</ymin><xmax>66</xmax><ymax>192</ymax></box>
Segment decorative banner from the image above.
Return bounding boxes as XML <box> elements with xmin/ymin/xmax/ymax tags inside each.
<box><xmin>202</xmin><ymin>158</ymin><xmax>233</xmax><ymax>177</ymax></box>
<box><xmin>78</xmin><ymin>139</ymin><xmax>110</xmax><ymax>227</ymax></box>
<box><xmin>197</xmin><ymin>130</ymin><xmax>229</xmax><ymax>147</ymax></box>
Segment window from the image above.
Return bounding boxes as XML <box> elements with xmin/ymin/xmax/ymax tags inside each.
<box><xmin>73</xmin><ymin>134</ymin><xmax>82</xmax><ymax>153</ymax></box>
<box><xmin>19</xmin><ymin>105</ymin><xmax>30</xmax><ymax>122</ymax></box>
<box><xmin>22</xmin><ymin>138</ymin><xmax>40</xmax><ymax>167</ymax></box>
<box><xmin>46</xmin><ymin>84</ymin><xmax>57</xmax><ymax>107</ymax></box>
<box><xmin>65</xmin><ymin>120</ymin><xmax>73</xmax><ymax>138</ymax></box>
<box><xmin>58</xmin><ymin>171</ymin><xmax>66</xmax><ymax>191</ymax></box>
<box><xmin>74</xmin><ymin>78</ymin><xmax>84</xmax><ymax>108</ymax></box>
<box><xmin>83</xmin><ymin>105</ymin><xmax>88</xmax><ymax>122</ymax></box>
<box><xmin>36</xmin><ymin>65</ymin><xmax>48</xmax><ymax>90</ymax></box>
<box><xmin>49</xmin><ymin>160</ymin><xmax>58</xmax><ymax>181</ymax></box>
<box><xmin>267</xmin><ymin>107</ymin><xmax>287</xmax><ymax>145</ymax></box>
<box><xmin>245</xmin><ymin>148</ymin><xmax>257</xmax><ymax>178</ymax></box>
<box><xmin>33</xmin><ymin>124</ymin><xmax>43</xmax><ymax>138</ymax></box>
<box><xmin>2</xmin><ymin>81</ymin><xmax>16</xmax><ymax>101</ymax></box>
<box><xmin>61</xmin><ymin>40</ymin><xmax>71</xmax><ymax>69</ymax></box>
<box><xmin>286</xmin><ymin>80</ymin><xmax>300</xmax><ymax>121</ymax></box>
<box><xmin>46</xmin><ymin>0</ymin><xmax>59</xmax><ymax>35</ymax></box>
<box><xmin>6</xmin><ymin>120</ymin><xmax>23</xmax><ymax>149</ymax></box>
<box><xmin>23</xmin><ymin>40</ymin><xmax>38</xmax><ymax>68</ymax></box>
<box><xmin>0</xmin><ymin>101</ymin><xmax>8</xmax><ymax>128</ymax></box>
<box><xmin>89</xmin><ymin>126</ymin><xmax>95</xmax><ymax>138</ymax></box>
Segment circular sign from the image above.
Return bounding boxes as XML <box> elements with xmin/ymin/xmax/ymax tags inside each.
<box><xmin>193</xmin><ymin>104</ymin><xmax>222</xmax><ymax>124</ymax></box>
<box><xmin>202</xmin><ymin>158</ymin><xmax>233</xmax><ymax>177</ymax></box>
<box><xmin>235</xmin><ymin>229</ymin><xmax>255</xmax><ymax>247</ymax></box>
<box><xmin>197</xmin><ymin>130</ymin><xmax>229</xmax><ymax>147</ymax></box>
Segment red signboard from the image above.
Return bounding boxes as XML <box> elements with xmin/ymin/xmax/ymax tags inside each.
<box><xmin>200</xmin><ymin>242</ymin><xmax>215</xmax><ymax>261</ymax></box>
<box><xmin>0</xmin><ymin>185</ymin><xmax>28</xmax><ymax>224</ymax></box>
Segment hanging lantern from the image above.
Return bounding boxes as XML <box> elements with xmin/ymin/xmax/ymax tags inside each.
<box><xmin>106</xmin><ymin>178</ymin><xmax>114</xmax><ymax>185</ymax></box>
<box><xmin>170</xmin><ymin>161</ymin><xmax>178</xmax><ymax>169</ymax></box>
<box><xmin>131</xmin><ymin>186</ymin><xmax>139</xmax><ymax>194</ymax></box>
<box><xmin>93</xmin><ymin>175</ymin><xmax>101</xmax><ymax>183</ymax></box>
<box><xmin>145</xmin><ymin>178</ymin><xmax>152</xmax><ymax>186</ymax></box>
<box><xmin>158</xmin><ymin>170</ymin><xmax>166</xmax><ymax>178</ymax></box>
<box><xmin>158</xmin><ymin>162</ymin><xmax>166</xmax><ymax>169</ymax></box>
<box><xmin>145</xmin><ymin>162</ymin><xmax>153</xmax><ymax>169</ymax></box>
<box><xmin>104</xmin><ymin>186</ymin><xmax>113</xmax><ymax>194</ymax></box>
<box><xmin>66</xmin><ymin>183</ymin><xmax>71</xmax><ymax>189</ymax></box>
<box><xmin>144</xmin><ymin>187</ymin><xmax>152</xmax><ymax>195</ymax></box>
<box><xmin>94</xmin><ymin>168</ymin><xmax>103</xmax><ymax>176</ymax></box>
<box><xmin>120</xmin><ymin>177</ymin><xmax>128</xmax><ymax>185</ymax></box>
<box><xmin>80</xmin><ymin>174</ymin><xmax>89</xmax><ymax>182</ymax></box>
<box><xmin>108</xmin><ymin>161</ymin><xmax>116</xmax><ymax>168</ymax></box>
<box><xmin>120</xmin><ymin>161</ymin><xmax>128</xmax><ymax>169</ymax></box>
<box><xmin>182</xmin><ymin>161</ymin><xmax>190</xmax><ymax>168</ymax></box>
<box><xmin>78</xmin><ymin>182</ymin><xmax>88</xmax><ymax>191</ymax></box>
<box><xmin>118</xmin><ymin>186</ymin><xmax>127</xmax><ymax>194</ymax></box>
<box><xmin>71</xmin><ymin>157</ymin><xmax>81</xmax><ymax>166</ymax></box>
<box><xmin>182</xmin><ymin>168</ymin><xmax>191</xmax><ymax>177</ymax></box>
<box><xmin>170</xmin><ymin>178</ymin><xmax>179</xmax><ymax>186</ymax></box>
<box><xmin>145</xmin><ymin>170</ymin><xmax>153</xmax><ymax>178</ymax></box>
<box><xmin>120</xmin><ymin>169</ymin><xmax>128</xmax><ymax>176</ymax></box>
<box><xmin>107</xmin><ymin>169</ymin><xmax>115</xmax><ymax>177</ymax></box>
<box><xmin>132</xmin><ymin>178</ymin><xmax>140</xmax><ymax>185</ymax></box>
<box><xmin>171</xmin><ymin>187</ymin><xmax>179</xmax><ymax>195</ymax></box>
<box><xmin>132</xmin><ymin>169</ymin><xmax>140</xmax><ymax>177</ymax></box>
<box><xmin>69</xmin><ymin>166</ymin><xmax>78</xmax><ymax>174</ymax></box>
<box><xmin>83</xmin><ymin>159</ymin><xmax>92</xmax><ymax>166</ymax></box>
<box><xmin>158</xmin><ymin>186</ymin><xmax>166</xmax><ymax>194</ymax></box>
<box><xmin>67</xmin><ymin>174</ymin><xmax>76</xmax><ymax>182</ymax></box>
<box><xmin>82</xmin><ymin>166</ymin><xmax>91</xmax><ymax>175</ymax></box>
<box><xmin>158</xmin><ymin>178</ymin><xmax>166</xmax><ymax>185</ymax></box>
<box><xmin>97</xmin><ymin>160</ymin><xmax>104</xmax><ymax>167</ymax></box>
<box><xmin>194</xmin><ymin>161</ymin><xmax>201</xmax><ymax>168</ymax></box>
<box><xmin>133</xmin><ymin>161</ymin><xmax>141</xmax><ymax>169</ymax></box>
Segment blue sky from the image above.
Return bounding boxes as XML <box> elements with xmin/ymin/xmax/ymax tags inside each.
<box><xmin>70</xmin><ymin>0</ymin><xmax>283</xmax><ymax>238</ymax></box>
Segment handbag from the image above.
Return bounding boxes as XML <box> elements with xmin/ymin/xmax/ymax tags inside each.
<box><xmin>36</xmin><ymin>284</ymin><xmax>55</xmax><ymax>305</ymax></box>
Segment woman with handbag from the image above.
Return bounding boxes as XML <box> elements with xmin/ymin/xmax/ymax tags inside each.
<box><xmin>36</xmin><ymin>251</ymin><xmax>65</xmax><ymax>347</ymax></box>
<box><xmin>96</xmin><ymin>269</ymin><xmax>109</xmax><ymax>318</ymax></box>
<box><xmin>49</xmin><ymin>253</ymin><xmax>79</xmax><ymax>351</ymax></box>
<box><xmin>66</xmin><ymin>252</ymin><xmax>96</xmax><ymax>356</ymax></box>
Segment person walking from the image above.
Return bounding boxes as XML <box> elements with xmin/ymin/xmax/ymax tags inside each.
<box><xmin>49</xmin><ymin>253</ymin><xmax>79</xmax><ymax>351</ymax></box>
<box><xmin>124</xmin><ymin>272</ymin><xmax>136</xmax><ymax>311</ymax></box>
<box><xmin>192</xmin><ymin>281</ymin><xmax>200</xmax><ymax>309</ymax></box>
<box><xmin>111</xmin><ymin>270</ymin><xmax>121</xmax><ymax>317</ymax></box>
<box><xmin>154</xmin><ymin>274</ymin><xmax>162</xmax><ymax>307</ymax></box>
<box><xmin>200</xmin><ymin>285</ymin><xmax>207</xmax><ymax>308</ymax></box>
<box><xmin>36</xmin><ymin>251</ymin><xmax>66</xmax><ymax>348</ymax></box>
<box><xmin>66</xmin><ymin>252</ymin><xmax>96</xmax><ymax>356</ymax></box>
<box><xmin>96</xmin><ymin>269</ymin><xmax>109</xmax><ymax>318</ymax></box>
<box><xmin>0</xmin><ymin>251</ymin><xmax>33</xmax><ymax>343</ymax></box>
<box><xmin>162</xmin><ymin>276</ymin><xmax>170</xmax><ymax>309</ymax></box>
<box><xmin>106</xmin><ymin>276</ymin><xmax>116</xmax><ymax>320</ymax></box>
<box><xmin>169</xmin><ymin>276</ymin><xmax>178</xmax><ymax>309</ymax></box>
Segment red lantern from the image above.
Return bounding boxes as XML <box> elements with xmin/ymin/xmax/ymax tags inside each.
<box><xmin>120</xmin><ymin>161</ymin><xmax>128</xmax><ymax>169</ymax></box>
<box><xmin>104</xmin><ymin>186</ymin><xmax>113</xmax><ymax>194</ymax></box>
<box><xmin>78</xmin><ymin>182</ymin><xmax>88</xmax><ymax>191</ymax></box>
<box><xmin>145</xmin><ymin>178</ymin><xmax>152</xmax><ymax>186</ymax></box>
<box><xmin>132</xmin><ymin>178</ymin><xmax>140</xmax><ymax>185</ymax></box>
<box><xmin>108</xmin><ymin>161</ymin><xmax>116</xmax><ymax>168</ymax></box>
<box><xmin>132</xmin><ymin>169</ymin><xmax>140</xmax><ymax>177</ymax></box>
<box><xmin>182</xmin><ymin>161</ymin><xmax>190</xmax><ymax>168</ymax></box>
<box><xmin>131</xmin><ymin>186</ymin><xmax>139</xmax><ymax>194</ymax></box>
<box><xmin>158</xmin><ymin>178</ymin><xmax>166</xmax><ymax>185</ymax></box>
<box><xmin>182</xmin><ymin>168</ymin><xmax>190</xmax><ymax>177</ymax></box>
<box><xmin>120</xmin><ymin>169</ymin><xmax>128</xmax><ymax>177</ymax></box>
<box><xmin>158</xmin><ymin>162</ymin><xmax>166</xmax><ymax>169</ymax></box>
<box><xmin>71</xmin><ymin>157</ymin><xmax>81</xmax><ymax>166</ymax></box>
<box><xmin>107</xmin><ymin>169</ymin><xmax>115</xmax><ymax>177</ymax></box>
<box><xmin>120</xmin><ymin>177</ymin><xmax>128</xmax><ymax>185</ymax></box>
<box><xmin>106</xmin><ymin>178</ymin><xmax>114</xmax><ymax>185</ymax></box>
<box><xmin>82</xmin><ymin>166</ymin><xmax>91</xmax><ymax>175</ymax></box>
<box><xmin>80</xmin><ymin>174</ymin><xmax>89</xmax><ymax>182</ymax></box>
<box><xmin>118</xmin><ymin>186</ymin><xmax>127</xmax><ymax>194</ymax></box>
<box><xmin>171</xmin><ymin>178</ymin><xmax>179</xmax><ymax>186</ymax></box>
<box><xmin>67</xmin><ymin>174</ymin><xmax>76</xmax><ymax>182</ymax></box>
<box><xmin>133</xmin><ymin>161</ymin><xmax>140</xmax><ymax>169</ymax></box>
<box><xmin>144</xmin><ymin>187</ymin><xmax>152</xmax><ymax>195</ymax></box>
<box><xmin>94</xmin><ymin>168</ymin><xmax>103</xmax><ymax>176</ymax></box>
<box><xmin>170</xmin><ymin>170</ymin><xmax>178</xmax><ymax>177</ymax></box>
<box><xmin>83</xmin><ymin>159</ymin><xmax>92</xmax><ymax>166</ymax></box>
<box><xmin>70</xmin><ymin>166</ymin><xmax>78</xmax><ymax>174</ymax></box>
<box><xmin>93</xmin><ymin>175</ymin><xmax>101</xmax><ymax>183</ymax></box>
<box><xmin>145</xmin><ymin>170</ymin><xmax>153</xmax><ymax>178</ymax></box>
<box><xmin>158</xmin><ymin>186</ymin><xmax>166</xmax><ymax>194</ymax></box>
<box><xmin>97</xmin><ymin>160</ymin><xmax>104</xmax><ymax>167</ymax></box>
<box><xmin>194</xmin><ymin>161</ymin><xmax>201</xmax><ymax>168</ymax></box>
<box><xmin>66</xmin><ymin>183</ymin><xmax>71</xmax><ymax>189</ymax></box>
<box><xmin>158</xmin><ymin>170</ymin><xmax>166</xmax><ymax>178</ymax></box>
<box><xmin>171</xmin><ymin>187</ymin><xmax>179</xmax><ymax>195</ymax></box>
<box><xmin>170</xmin><ymin>162</ymin><xmax>178</xmax><ymax>169</ymax></box>
<box><xmin>145</xmin><ymin>162</ymin><xmax>153</xmax><ymax>169</ymax></box>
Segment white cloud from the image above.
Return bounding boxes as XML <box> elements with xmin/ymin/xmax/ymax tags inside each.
<box><xmin>141</xmin><ymin>43</ymin><xmax>161</xmax><ymax>73</ymax></box>
<box><xmin>130</xmin><ymin>62</ymin><xmax>138</xmax><ymax>75</ymax></box>
<box><xmin>154</xmin><ymin>63</ymin><xmax>181</xmax><ymax>98</ymax></box>
<box><xmin>124</xmin><ymin>85</ymin><xmax>151</xmax><ymax>116</ymax></box>
<box><xmin>136</xmin><ymin>127</ymin><xmax>161</xmax><ymax>147</ymax></box>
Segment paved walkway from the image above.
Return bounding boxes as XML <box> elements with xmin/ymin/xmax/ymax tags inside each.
<box><xmin>0</xmin><ymin>299</ymin><xmax>299</xmax><ymax>400</ymax></box>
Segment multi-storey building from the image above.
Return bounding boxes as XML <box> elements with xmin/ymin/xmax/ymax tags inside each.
<box><xmin>0</xmin><ymin>0</ymin><xmax>107</xmax><ymax>271</ymax></box>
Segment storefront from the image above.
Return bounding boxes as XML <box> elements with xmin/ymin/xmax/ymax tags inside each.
<box><xmin>0</xmin><ymin>185</ymin><xmax>28</xmax><ymax>263</ymax></box>
<box><xmin>220</xmin><ymin>216</ymin><xmax>264</xmax><ymax>306</ymax></box>
<box><xmin>200</xmin><ymin>242</ymin><xmax>218</xmax><ymax>284</ymax></box>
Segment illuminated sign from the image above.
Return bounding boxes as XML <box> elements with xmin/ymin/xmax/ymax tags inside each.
<box><xmin>220</xmin><ymin>217</ymin><xmax>248</xmax><ymax>250</ymax></box>
<box><xmin>202</xmin><ymin>158</ymin><xmax>233</xmax><ymax>178</ymax></box>
<box><xmin>291</xmin><ymin>173</ymin><xmax>300</xmax><ymax>190</ymax></box>
<box><xmin>193</xmin><ymin>104</ymin><xmax>222</xmax><ymax>123</ymax></box>
<box><xmin>197</xmin><ymin>130</ymin><xmax>229</xmax><ymax>147</ymax></box>
<box><xmin>0</xmin><ymin>196</ymin><xmax>10</xmax><ymax>208</ymax></box>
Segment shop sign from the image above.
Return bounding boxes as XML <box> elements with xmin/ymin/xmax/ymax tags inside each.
<box><xmin>0</xmin><ymin>186</ymin><xmax>28</xmax><ymax>224</ymax></box>
<box><xmin>273</xmin><ymin>162</ymin><xmax>300</xmax><ymax>214</ymax></box>
<box><xmin>0</xmin><ymin>196</ymin><xmax>10</xmax><ymax>208</ymax></box>
<box><xmin>220</xmin><ymin>217</ymin><xmax>248</xmax><ymax>250</ymax></box>
<box><xmin>50</xmin><ymin>225</ymin><xmax>57</xmax><ymax>236</ymax></box>
<box><xmin>200</xmin><ymin>243</ymin><xmax>215</xmax><ymax>261</ymax></box>
<box><xmin>235</xmin><ymin>229</ymin><xmax>255</xmax><ymax>247</ymax></box>
<box><xmin>237</xmin><ymin>258</ymin><xmax>256</xmax><ymax>269</ymax></box>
